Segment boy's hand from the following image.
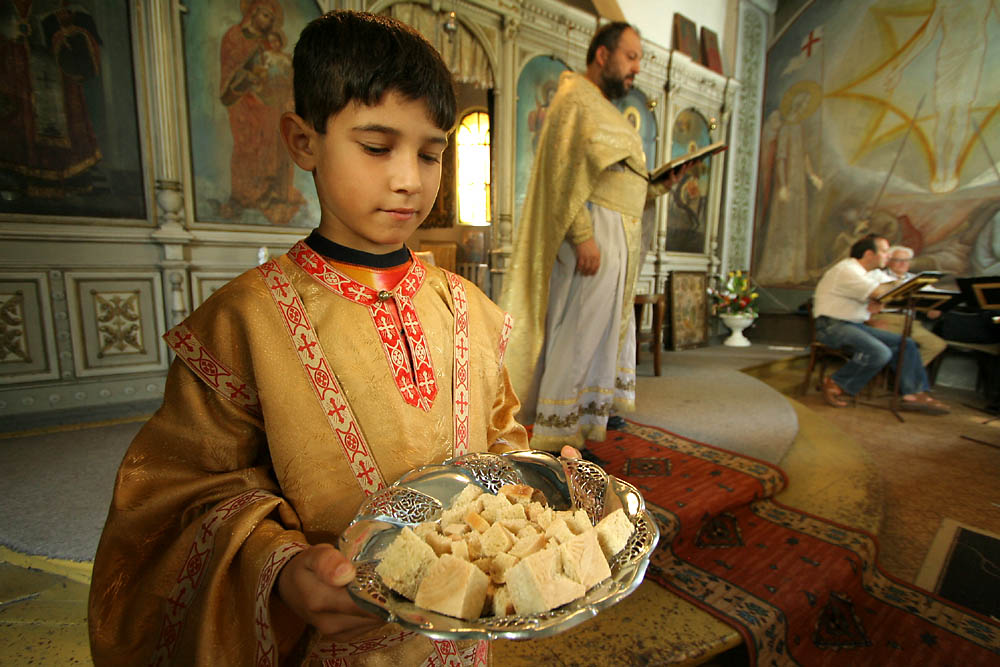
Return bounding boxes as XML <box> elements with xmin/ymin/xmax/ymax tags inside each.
<box><xmin>277</xmin><ymin>543</ymin><xmax>381</xmax><ymax>639</ymax></box>
<box><xmin>560</xmin><ymin>445</ymin><xmax>582</xmax><ymax>459</ymax></box>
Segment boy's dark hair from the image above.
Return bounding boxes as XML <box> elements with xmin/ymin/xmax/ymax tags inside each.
<box><xmin>586</xmin><ymin>21</ymin><xmax>638</xmax><ymax>65</ymax></box>
<box><xmin>293</xmin><ymin>11</ymin><xmax>456</xmax><ymax>133</ymax></box>
<box><xmin>850</xmin><ymin>236</ymin><xmax>879</xmax><ymax>259</ymax></box>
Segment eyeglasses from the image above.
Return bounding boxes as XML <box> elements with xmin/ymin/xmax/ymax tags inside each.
<box><xmin>888</xmin><ymin>258</ymin><xmax>911</xmax><ymax>262</ymax></box>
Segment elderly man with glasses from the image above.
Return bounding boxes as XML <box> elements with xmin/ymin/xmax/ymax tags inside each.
<box><xmin>867</xmin><ymin>245</ymin><xmax>947</xmax><ymax>367</ymax></box>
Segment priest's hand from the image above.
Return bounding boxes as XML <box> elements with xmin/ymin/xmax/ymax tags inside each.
<box><xmin>278</xmin><ymin>542</ymin><xmax>382</xmax><ymax>640</ymax></box>
<box><xmin>574</xmin><ymin>238</ymin><xmax>601</xmax><ymax>275</ymax></box>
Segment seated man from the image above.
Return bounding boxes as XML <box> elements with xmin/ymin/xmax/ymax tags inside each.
<box><xmin>867</xmin><ymin>245</ymin><xmax>947</xmax><ymax>367</ymax></box>
<box><xmin>813</xmin><ymin>235</ymin><xmax>949</xmax><ymax>414</ymax></box>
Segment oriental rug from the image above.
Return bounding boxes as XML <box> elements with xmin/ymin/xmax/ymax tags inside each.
<box><xmin>586</xmin><ymin>421</ymin><xmax>1000</xmax><ymax>666</ymax></box>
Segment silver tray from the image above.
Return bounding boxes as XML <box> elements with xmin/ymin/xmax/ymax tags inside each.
<box><xmin>338</xmin><ymin>450</ymin><xmax>659</xmax><ymax>640</ymax></box>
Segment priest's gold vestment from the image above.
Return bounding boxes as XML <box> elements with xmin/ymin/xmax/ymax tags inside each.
<box><xmin>501</xmin><ymin>71</ymin><xmax>652</xmax><ymax>449</ymax></box>
<box><xmin>89</xmin><ymin>242</ymin><xmax>527</xmax><ymax>666</ymax></box>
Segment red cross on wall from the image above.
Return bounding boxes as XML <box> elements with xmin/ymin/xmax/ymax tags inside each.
<box><xmin>801</xmin><ymin>29</ymin><xmax>821</xmax><ymax>57</ymax></box>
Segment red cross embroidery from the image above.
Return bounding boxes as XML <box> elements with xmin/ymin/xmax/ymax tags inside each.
<box><xmin>327</xmin><ymin>399</ymin><xmax>347</xmax><ymax>423</ymax></box>
<box><xmin>270</xmin><ymin>277</ymin><xmax>291</xmax><ymax>298</ymax></box>
<box><xmin>375</xmin><ymin>315</ymin><xmax>396</xmax><ymax>339</ymax></box>
<box><xmin>418</xmin><ymin>369</ymin><xmax>435</xmax><ymax>393</ymax></box>
<box><xmin>456</xmin><ymin>338</ymin><xmax>469</xmax><ymax>358</ymax></box>
<box><xmin>199</xmin><ymin>515</ymin><xmax>218</xmax><ymax>542</ymax></box>
<box><xmin>226</xmin><ymin>382</ymin><xmax>248</xmax><ymax>400</ymax></box>
<box><xmin>254</xmin><ymin>604</ymin><xmax>270</xmax><ymax>638</ymax></box>
<box><xmin>165</xmin><ymin>588</ymin><xmax>188</xmax><ymax>616</ymax></box>
<box><xmin>455</xmin><ymin>389</ymin><xmax>469</xmax><ymax>412</ymax></box>
<box><xmin>297</xmin><ymin>334</ymin><xmax>318</xmax><ymax>359</ymax></box>
<box><xmin>171</xmin><ymin>331</ymin><xmax>194</xmax><ymax>352</ymax></box>
<box><xmin>356</xmin><ymin>459</ymin><xmax>377</xmax><ymax>485</ymax></box>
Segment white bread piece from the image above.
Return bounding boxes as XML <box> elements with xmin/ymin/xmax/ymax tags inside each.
<box><xmin>425</xmin><ymin>531</ymin><xmax>453</xmax><ymax>556</ymax></box>
<box><xmin>464</xmin><ymin>508</ymin><xmax>491</xmax><ymax>534</ymax></box>
<box><xmin>490</xmin><ymin>551</ymin><xmax>519</xmax><ymax>584</ymax></box>
<box><xmin>499</xmin><ymin>518</ymin><xmax>528</xmax><ymax>533</ymax></box>
<box><xmin>565</xmin><ymin>509</ymin><xmax>594</xmax><ymax>535</ymax></box>
<box><xmin>473</xmin><ymin>557</ymin><xmax>493</xmax><ymax>574</ymax></box>
<box><xmin>498</xmin><ymin>483</ymin><xmax>535</xmax><ymax>506</ymax></box>
<box><xmin>527</xmin><ymin>502</ymin><xmax>548</xmax><ymax>523</ymax></box>
<box><xmin>559</xmin><ymin>529</ymin><xmax>612</xmax><ymax>588</ymax></box>
<box><xmin>466</xmin><ymin>531</ymin><xmax>483</xmax><ymax>559</ymax></box>
<box><xmin>481</xmin><ymin>522</ymin><xmax>516</xmax><ymax>556</ymax></box>
<box><xmin>413</xmin><ymin>521</ymin><xmax>439</xmax><ymax>538</ymax></box>
<box><xmin>506</xmin><ymin>548</ymin><xmax>586</xmax><ymax>615</ymax></box>
<box><xmin>439</xmin><ymin>505</ymin><xmax>467</xmax><ymax>525</ymax></box>
<box><xmin>500</xmin><ymin>502</ymin><xmax>527</xmax><ymax>522</ymax></box>
<box><xmin>375</xmin><ymin>527</ymin><xmax>438</xmax><ymax>600</ymax></box>
<box><xmin>544</xmin><ymin>517</ymin><xmax>576</xmax><ymax>544</ymax></box>
<box><xmin>415</xmin><ymin>554</ymin><xmax>490</xmax><ymax>621</ymax></box>
<box><xmin>595</xmin><ymin>508</ymin><xmax>635</xmax><ymax>559</ymax></box>
<box><xmin>492</xmin><ymin>583</ymin><xmax>515</xmax><ymax>616</ymax></box>
<box><xmin>516</xmin><ymin>524</ymin><xmax>541</xmax><ymax>540</ymax></box>
<box><xmin>450</xmin><ymin>539</ymin><xmax>470</xmax><ymax>561</ymax></box>
<box><xmin>442</xmin><ymin>521</ymin><xmax>469</xmax><ymax>537</ymax></box>
<box><xmin>480</xmin><ymin>493</ymin><xmax>512</xmax><ymax>523</ymax></box>
<box><xmin>508</xmin><ymin>530</ymin><xmax>548</xmax><ymax>560</ymax></box>
<box><xmin>534</xmin><ymin>506</ymin><xmax>555</xmax><ymax>529</ymax></box>
<box><xmin>450</xmin><ymin>483</ymin><xmax>485</xmax><ymax>508</ymax></box>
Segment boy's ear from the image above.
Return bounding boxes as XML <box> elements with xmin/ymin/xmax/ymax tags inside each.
<box><xmin>280</xmin><ymin>112</ymin><xmax>318</xmax><ymax>171</ymax></box>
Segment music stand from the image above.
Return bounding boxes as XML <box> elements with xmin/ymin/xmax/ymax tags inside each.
<box><xmin>952</xmin><ymin>277</ymin><xmax>1000</xmax><ymax>427</ymax></box>
<box><xmin>873</xmin><ymin>272</ymin><xmax>944</xmax><ymax>421</ymax></box>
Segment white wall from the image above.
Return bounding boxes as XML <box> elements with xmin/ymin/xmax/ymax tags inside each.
<box><xmin>618</xmin><ymin>0</ymin><xmax>729</xmax><ymax>53</ymax></box>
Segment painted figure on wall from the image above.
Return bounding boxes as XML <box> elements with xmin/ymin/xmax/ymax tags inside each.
<box><xmin>753</xmin><ymin>0</ymin><xmax>1000</xmax><ymax>288</ymax></box>
<box><xmin>219</xmin><ymin>0</ymin><xmax>304</xmax><ymax>225</ymax></box>
<box><xmin>0</xmin><ymin>1</ymin><xmax>145</xmax><ymax>218</ymax></box>
<box><xmin>666</xmin><ymin>108</ymin><xmax>713</xmax><ymax>254</ymax></box>
<box><xmin>756</xmin><ymin>81</ymin><xmax>823</xmax><ymax>285</ymax></box>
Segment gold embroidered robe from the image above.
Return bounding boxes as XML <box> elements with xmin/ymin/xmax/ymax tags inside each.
<box><xmin>501</xmin><ymin>71</ymin><xmax>651</xmax><ymax>423</ymax></box>
<box><xmin>88</xmin><ymin>246</ymin><xmax>527</xmax><ymax>666</ymax></box>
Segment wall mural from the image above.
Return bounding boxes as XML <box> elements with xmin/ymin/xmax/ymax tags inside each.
<box><xmin>183</xmin><ymin>0</ymin><xmax>320</xmax><ymax>227</ymax></box>
<box><xmin>668</xmin><ymin>108</ymin><xmax>714</xmax><ymax>254</ymax></box>
<box><xmin>514</xmin><ymin>55</ymin><xmax>569</xmax><ymax>225</ymax></box>
<box><xmin>753</xmin><ymin>0</ymin><xmax>1000</xmax><ymax>287</ymax></box>
<box><xmin>0</xmin><ymin>0</ymin><xmax>146</xmax><ymax>219</ymax></box>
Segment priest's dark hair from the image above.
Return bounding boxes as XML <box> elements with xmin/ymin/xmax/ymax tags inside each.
<box><xmin>292</xmin><ymin>10</ymin><xmax>456</xmax><ymax>133</ymax></box>
<box><xmin>586</xmin><ymin>21</ymin><xmax>640</xmax><ymax>65</ymax></box>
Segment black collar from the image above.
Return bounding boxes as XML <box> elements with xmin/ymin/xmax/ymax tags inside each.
<box><xmin>305</xmin><ymin>230</ymin><xmax>410</xmax><ymax>268</ymax></box>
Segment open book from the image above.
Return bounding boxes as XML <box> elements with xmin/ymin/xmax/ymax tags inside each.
<box><xmin>875</xmin><ymin>271</ymin><xmax>946</xmax><ymax>304</ymax></box>
<box><xmin>649</xmin><ymin>140</ymin><xmax>727</xmax><ymax>181</ymax></box>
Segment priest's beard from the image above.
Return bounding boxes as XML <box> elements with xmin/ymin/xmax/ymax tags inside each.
<box><xmin>598</xmin><ymin>72</ymin><xmax>631</xmax><ymax>101</ymax></box>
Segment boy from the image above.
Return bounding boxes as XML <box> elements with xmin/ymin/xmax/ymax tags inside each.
<box><xmin>89</xmin><ymin>12</ymin><xmax>527</xmax><ymax>666</ymax></box>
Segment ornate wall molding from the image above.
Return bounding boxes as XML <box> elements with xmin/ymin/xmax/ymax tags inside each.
<box><xmin>721</xmin><ymin>1</ymin><xmax>767</xmax><ymax>278</ymax></box>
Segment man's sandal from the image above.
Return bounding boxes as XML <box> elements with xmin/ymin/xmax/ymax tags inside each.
<box><xmin>821</xmin><ymin>377</ymin><xmax>848</xmax><ymax>408</ymax></box>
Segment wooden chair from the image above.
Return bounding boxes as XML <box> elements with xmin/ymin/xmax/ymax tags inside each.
<box><xmin>634</xmin><ymin>293</ymin><xmax>666</xmax><ymax>376</ymax></box>
<box><xmin>799</xmin><ymin>301</ymin><xmax>886</xmax><ymax>402</ymax></box>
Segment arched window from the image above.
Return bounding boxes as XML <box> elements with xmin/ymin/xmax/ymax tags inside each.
<box><xmin>456</xmin><ymin>111</ymin><xmax>491</xmax><ymax>226</ymax></box>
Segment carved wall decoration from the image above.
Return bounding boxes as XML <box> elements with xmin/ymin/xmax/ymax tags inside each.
<box><xmin>64</xmin><ymin>272</ymin><xmax>167</xmax><ymax>377</ymax></box>
<box><xmin>0</xmin><ymin>273</ymin><xmax>59</xmax><ymax>384</ymax></box>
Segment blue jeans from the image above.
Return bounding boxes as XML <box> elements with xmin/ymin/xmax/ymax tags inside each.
<box><xmin>814</xmin><ymin>316</ymin><xmax>929</xmax><ymax>396</ymax></box>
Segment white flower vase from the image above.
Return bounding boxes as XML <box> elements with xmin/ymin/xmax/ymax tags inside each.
<box><xmin>720</xmin><ymin>314</ymin><xmax>755</xmax><ymax>347</ymax></box>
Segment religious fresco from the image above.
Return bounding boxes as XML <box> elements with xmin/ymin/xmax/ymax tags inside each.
<box><xmin>0</xmin><ymin>1</ymin><xmax>146</xmax><ymax>219</ymax></box>
<box><xmin>753</xmin><ymin>0</ymin><xmax>1000</xmax><ymax>288</ymax></box>
<box><xmin>614</xmin><ymin>87</ymin><xmax>657</xmax><ymax>171</ymax></box>
<box><xmin>183</xmin><ymin>0</ymin><xmax>320</xmax><ymax>227</ymax></box>
<box><xmin>514</xmin><ymin>55</ymin><xmax>569</xmax><ymax>223</ymax></box>
<box><xmin>667</xmin><ymin>108</ymin><xmax>714</xmax><ymax>254</ymax></box>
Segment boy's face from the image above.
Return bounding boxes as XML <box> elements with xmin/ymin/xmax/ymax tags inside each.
<box><xmin>295</xmin><ymin>92</ymin><xmax>448</xmax><ymax>254</ymax></box>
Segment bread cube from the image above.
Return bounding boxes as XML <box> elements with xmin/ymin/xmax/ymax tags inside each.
<box><xmin>424</xmin><ymin>531</ymin><xmax>453</xmax><ymax>556</ymax></box>
<box><xmin>490</xmin><ymin>551</ymin><xmax>519</xmax><ymax>584</ymax></box>
<box><xmin>564</xmin><ymin>509</ymin><xmax>594</xmax><ymax>535</ymax></box>
<box><xmin>508</xmin><ymin>530</ymin><xmax>548</xmax><ymax>560</ymax></box>
<box><xmin>375</xmin><ymin>527</ymin><xmax>438</xmax><ymax>600</ymax></box>
<box><xmin>559</xmin><ymin>529</ymin><xmax>612</xmax><ymax>588</ymax></box>
<box><xmin>415</xmin><ymin>554</ymin><xmax>490</xmax><ymax>621</ymax></box>
<box><xmin>492</xmin><ymin>584</ymin><xmax>515</xmax><ymax>616</ymax></box>
<box><xmin>450</xmin><ymin>539</ymin><xmax>470</xmax><ymax>561</ymax></box>
<box><xmin>594</xmin><ymin>508</ymin><xmax>635</xmax><ymax>559</ymax></box>
<box><xmin>505</xmin><ymin>549</ymin><xmax>586</xmax><ymax>615</ymax></box>
<box><xmin>481</xmin><ymin>522</ymin><xmax>516</xmax><ymax>557</ymax></box>
<box><xmin>544</xmin><ymin>517</ymin><xmax>576</xmax><ymax>544</ymax></box>
<box><xmin>413</xmin><ymin>521</ymin><xmax>439</xmax><ymax>538</ymax></box>
<box><xmin>450</xmin><ymin>483</ymin><xmax>485</xmax><ymax>508</ymax></box>
<box><xmin>464</xmin><ymin>509</ymin><xmax>491</xmax><ymax>534</ymax></box>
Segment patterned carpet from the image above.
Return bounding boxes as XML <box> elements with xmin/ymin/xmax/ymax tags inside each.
<box><xmin>590</xmin><ymin>420</ymin><xmax>1000</xmax><ymax>665</ymax></box>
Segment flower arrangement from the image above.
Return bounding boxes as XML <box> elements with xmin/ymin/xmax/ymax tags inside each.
<box><xmin>709</xmin><ymin>271</ymin><xmax>759</xmax><ymax>317</ymax></box>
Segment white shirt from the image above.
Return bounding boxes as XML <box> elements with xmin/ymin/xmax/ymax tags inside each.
<box><xmin>814</xmin><ymin>258</ymin><xmax>880</xmax><ymax>322</ymax></box>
